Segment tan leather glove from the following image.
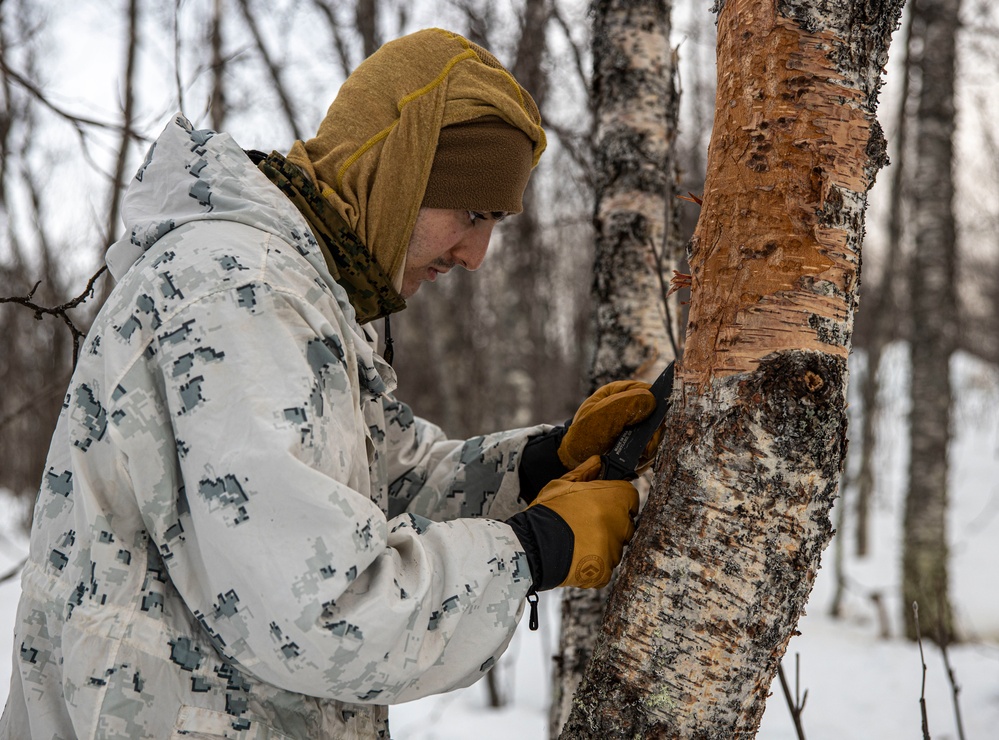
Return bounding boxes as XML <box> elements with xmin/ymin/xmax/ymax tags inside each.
<box><xmin>558</xmin><ymin>380</ymin><xmax>662</xmax><ymax>472</ymax></box>
<box><xmin>508</xmin><ymin>456</ymin><xmax>639</xmax><ymax>590</ymax></box>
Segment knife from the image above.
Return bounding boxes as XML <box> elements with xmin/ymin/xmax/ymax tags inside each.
<box><xmin>600</xmin><ymin>361</ymin><xmax>675</xmax><ymax>481</ymax></box>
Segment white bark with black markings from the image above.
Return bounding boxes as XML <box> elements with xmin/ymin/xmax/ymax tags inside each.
<box><xmin>561</xmin><ymin>0</ymin><xmax>904</xmax><ymax>735</ymax></box>
<box><xmin>549</xmin><ymin>1</ymin><xmax>677</xmax><ymax>735</ymax></box>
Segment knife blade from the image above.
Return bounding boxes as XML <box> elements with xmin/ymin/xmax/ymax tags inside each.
<box><xmin>600</xmin><ymin>361</ymin><xmax>675</xmax><ymax>481</ymax></box>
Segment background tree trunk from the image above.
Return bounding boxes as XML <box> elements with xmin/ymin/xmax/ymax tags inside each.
<box><xmin>586</xmin><ymin>0</ymin><xmax>678</xmax><ymax>387</ymax></box>
<box><xmin>355</xmin><ymin>0</ymin><xmax>381</xmax><ymax>60</ymax></box>
<box><xmin>901</xmin><ymin>0</ymin><xmax>960</xmax><ymax>644</ymax></box>
<box><xmin>548</xmin><ymin>0</ymin><xmax>677</xmax><ymax>736</ymax></box>
<box><xmin>560</xmin><ymin>0</ymin><xmax>903</xmax><ymax>735</ymax></box>
<box><xmin>851</xmin><ymin>0</ymin><xmax>914</xmax><ymax>561</ymax></box>
<box><xmin>0</xmin><ymin>0</ymin><xmax>77</xmax><ymax>514</ymax></box>
<box><xmin>504</xmin><ymin>0</ymin><xmax>557</xmax><ymax>428</ymax></box>
<box><xmin>208</xmin><ymin>0</ymin><xmax>227</xmax><ymax>132</ymax></box>
<box><xmin>104</xmin><ymin>0</ymin><xmax>140</xmax><ymax>250</ymax></box>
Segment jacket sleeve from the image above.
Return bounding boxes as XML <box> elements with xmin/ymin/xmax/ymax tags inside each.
<box><xmin>128</xmin><ymin>280</ymin><xmax>533</xmax><ymax>704</ymax></box>
<box><xmin>381</xmin><ymin>398</ymin><xmax>550</xmax><ymax>523</ymax></box>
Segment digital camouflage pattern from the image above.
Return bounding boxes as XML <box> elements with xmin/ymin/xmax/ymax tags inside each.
<box><xmin>0</xmin><ymin>115</ymin><xmax>539</xmax><ymax>739</ymax></box>
<box><xmin>255</xmin><ymin>152</ymin><xmax>407</xmax><ymax>326</ymax></box>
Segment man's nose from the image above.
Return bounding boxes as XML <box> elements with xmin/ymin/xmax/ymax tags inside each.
<box><xmin>453</xmin><ymin>224</ymin><xmax>494</xmax><ymax>271</ymax></box>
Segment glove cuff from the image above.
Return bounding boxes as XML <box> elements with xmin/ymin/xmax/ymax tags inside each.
<box><xmin>518</xmin><ymin>423</ymin><xmax>570</xmax><ymax>504</ymax></box>
<box><xmin>506</xmin><ymin>506</ymin><xmax>574</xmax><ymax>591</ymax></box>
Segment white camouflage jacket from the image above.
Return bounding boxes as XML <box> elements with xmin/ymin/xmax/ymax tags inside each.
<box><xmin>1</xmin><ymin>115</ymin><xmax>540</xmax><ymax>739</ymax></box>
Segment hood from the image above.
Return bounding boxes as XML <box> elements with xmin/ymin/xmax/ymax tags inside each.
<box><xmin>285</xmin><ymin>28</ymin><xmax>547</xmax><ymax>290</ymax></box>
<box><xmin>106</xmin><ymin>114</ymin><xmax>318</xmax><ymax>282</ymax></box>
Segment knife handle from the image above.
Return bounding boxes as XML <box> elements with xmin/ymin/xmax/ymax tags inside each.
<box><xmin>600</xmin><ymin>452</ymin><xmax>638</xmax><ymax>481</ymax></box>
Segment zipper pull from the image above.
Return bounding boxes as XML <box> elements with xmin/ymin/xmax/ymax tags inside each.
<box><xmin>527</xmin><ymin>587</ymin><xmax>539</xmax><ymax>631</ymax></box>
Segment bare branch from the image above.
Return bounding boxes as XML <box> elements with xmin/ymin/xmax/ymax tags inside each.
<box><xmin>0</xmin><ymin>55</ymin><xmax>147</xmax><ymax>143</ymax></box>
<box><xmin>550</xmin><ymin>1</ymin><xmax>589</xmax><ymax>108</ymax></box>
<box><xmin>355</xmin><ymin>0</ymin><xmax>381</xmax><ymax>60</ymax></box>
<box><xmin>541</xmin><ymin>120</ymin><xmax>593</xmax><ymax>189</ymax></box>
<box><xmin>777</xmin><ymin>654</ymin><xmax>808</xmax><ymax>740</ymax></box>
<box><xmin>234</xmin><ymin>0</ymin><xmax>303</xmax><ymax>140</ymax></box>
<box><xmin>0</xmin><ymin>265</ymin><xmax>108</xmax><ymax>366</ymax></box>
<box><xmin>207</xmin><ymin>0</ymin><xmax>228</xmax><ymax>130</ymax></box>
<box><xmin>173</xmin><ymin>0</ymin><xmax>186</xmax><ymax>115</ymax></box>
<box><xmin>0</xmin><ymin>558</ymin><xmax>26</xmax><ymax>585</ymax></box>
<box><xmin>448</xmin><ymin>0</ymin><xmax>492</xmax><ymax>48</ymax></box>
<box><xmin>310</xmin><ymin>0</ymin><xmax>355</xmax><ymax>78</ymax></box>
<box><xmin>647</xmin><ymin>237</ymin><xmax>680</xmax><ymax>359</ymax></box>
<box><xmin>936</xmin><ymin>618</ymin><xmax>967</xmax><ymax>740</ymax></box>
<box><xmin>913</xmin><ymin>602</ymin><xmax>933</xmax><ymax>740</ymax></box>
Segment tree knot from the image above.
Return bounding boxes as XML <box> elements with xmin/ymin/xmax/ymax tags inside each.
<box><xmin>802</xmin><ymin>370</ymin><xmax>823</xmax><ymax>393</ymax></box>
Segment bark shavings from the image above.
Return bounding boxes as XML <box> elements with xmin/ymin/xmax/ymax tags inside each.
<box><xmin>682</xmin><ymin>0</ymin><xmax>880</xmax><ymax>388</ymax></box>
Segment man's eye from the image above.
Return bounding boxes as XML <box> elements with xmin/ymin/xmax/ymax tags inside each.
<box><xmin>468</xmin><ymin>211</ymin><xmax>486</xmax><ymax>225</ymax></box>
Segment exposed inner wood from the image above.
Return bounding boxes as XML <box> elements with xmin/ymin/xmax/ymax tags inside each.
<box><xmin>681</xmin><ymin>0</ymin><xmax>871</xmax><ymax>387</ymax></box>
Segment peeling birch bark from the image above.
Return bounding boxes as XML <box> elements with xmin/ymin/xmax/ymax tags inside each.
<box><xmin>560</xmin><ymin>0</ymin><xmax>903</xmax><ymax>736</ymax></box>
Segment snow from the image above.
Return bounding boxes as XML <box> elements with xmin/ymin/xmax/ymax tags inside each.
<box><xmin>1</xmin><ymin>346</ymin><xmax>998</xmax><ymax>738</ymax></box>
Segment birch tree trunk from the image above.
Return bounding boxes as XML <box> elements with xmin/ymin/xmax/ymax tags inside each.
<box><xmin>901</xmin><ymin>0</ymin><xmax>960</xmax><ymax>644</ymax></box>
<box><xmin>549</xmin><ymin>1</ymin><xmax>677</xmax><ymax>734</ymax></box>
<box><xmin>586</xmin><ymin>0</ymin><xmax>678</xmax><ymax>386</ymax></box>
<box><xmin>560</xmin><ymin>0</ymin><xmax>903</xmax><ymax>735</ymax></box>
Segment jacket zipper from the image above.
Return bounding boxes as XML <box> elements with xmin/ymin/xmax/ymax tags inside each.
<box><xmin>527</xmin><ymin>586</ymin><xmax>539</xmax><ymax>631</ymax></box>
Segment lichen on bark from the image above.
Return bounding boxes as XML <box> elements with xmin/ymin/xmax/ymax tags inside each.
<box><xmin>552</xmin><ymin>2</ymin><xmax>679</xmax><ymax>737</ymax></box>
<box><xmin>564</xmin><ymin>352</ymin><xmax>846</xmax><ymax>738</ymax></box>
<box><xmin>560</xmin><ymin>0</ymin><xmax>904</xmax><ymax>736</ymax></box>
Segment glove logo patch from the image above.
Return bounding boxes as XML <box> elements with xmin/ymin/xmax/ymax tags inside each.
<box><xmin>575</xmin><ymin>555</ymin><xmax>607</xmax><ymax>588</ymax></box>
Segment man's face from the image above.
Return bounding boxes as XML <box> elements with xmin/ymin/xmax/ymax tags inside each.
<box><xmin>400</xmin><ymin>208</ymin><xmax>506</xmax><ymax>298</ymax></box>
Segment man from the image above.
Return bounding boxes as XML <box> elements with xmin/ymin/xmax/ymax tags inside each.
<box><xmin>1</xmin><ymin>29</ymin><xmax>657</xmax><ymax>739</ymax></box>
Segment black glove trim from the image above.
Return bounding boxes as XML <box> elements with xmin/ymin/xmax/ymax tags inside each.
<box><xmin>506</xmin><ymin>505</ymin><xmax>574</xmax><ymax>591</ymax></box>
<box><xmin>518</xmin><ymin>423</ymin><xmax>570</xmax><ymax>504</ymax></box>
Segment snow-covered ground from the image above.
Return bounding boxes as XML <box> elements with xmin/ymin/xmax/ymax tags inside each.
<box><xmin>2</xmin><ymin>346</ymin><xmax>998</xmax><ymax>738</ymax></box>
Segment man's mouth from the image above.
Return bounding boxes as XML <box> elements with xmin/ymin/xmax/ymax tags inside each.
<box><xmin>427</xmin><ymin>262</ymin><xmax>454</xmax><ymax>281</ymax></box>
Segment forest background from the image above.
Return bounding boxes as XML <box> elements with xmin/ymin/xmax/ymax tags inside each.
<box><xmin>1</xmin><ymin>0</ymin><xmax>998</xmax><ymax>737</ymax></box>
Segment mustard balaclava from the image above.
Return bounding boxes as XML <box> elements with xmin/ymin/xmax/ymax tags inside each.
<box><xmin>285</xmin><ymin>28</ymin><xmax>547</xmax><ymax>291</ymax></box>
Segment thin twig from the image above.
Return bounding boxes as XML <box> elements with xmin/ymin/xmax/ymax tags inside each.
<box><xmin>777</xmin><ymin>654</ymin><xmax>808</xmax><ymax>740</ymax></box>
<box><xmin>0</xmin><ymin>557</ymin><xmax>26</xmax><ymax>585</ymax></box>
<box><xmin>647</xmin><ymin>237</ymin><xmax>680</xmax><ymax>360</ymax></box>
<box><xmin>913</xmin><ymin>602</ymin><xmax>932</xmax><ymax>740</ymax></box>
<box><xmin>541</xmin><ymin>119</ymin><xmax>594</xmax><ymax>188</ymax></box>
<box><xmin>0</xmin><ymin>379</ymin><xmax>65</xmax><ymax>430</ymax></box>
<box><xmin>0</xmin><ymin>56</ymin><xmax>147</xmax><ymax>142</ymax></box>
<box><xmin>550</xmin><ymin>2</ymin><xmax>590</xmax><ymax>109</ymax></box>
<box><xmin>937</xmin><ymin>622</ymin><xmax>967</xmax><ymax>740</ymax></box>
<box><xmin>233</xmin><ymin>0</ymin><xmax>302</xmax><ymax>140</ymax></box>
<box><xmin>0</xmin><ymin>265</ymin><xmax>108</xmax><ymax>366</ymax></box>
